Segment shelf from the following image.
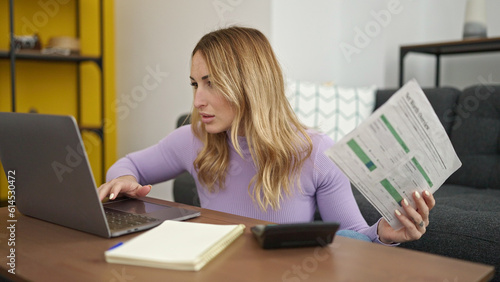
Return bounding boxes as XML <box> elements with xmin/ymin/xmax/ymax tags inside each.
<box><xmin>79</xmin><ymin>125</ymin><xmax>103</xmax><ymax>131</ymax></box>
<box><xmin>79</xmin><ymin>125</ymin><xmax>104</xmax><ymax>139</ymax></box>
<box><xmin>2</xmin><ymin>0</ymin><xmax>109</xmax><ymax>186</ymax></box>
<box><xmin>401</xmin><ymin>37</ymin><xmax>500</xmax><ymax>56</ymax></box>
<box><xmin>0</xmin><ymin>49</ymin><xmax>101</xmax><ymax>64</ymax></box>
<box><xmin>0</xmin><ymin>50</ymin><xmax>8</xmax><ymax>59</ymax></box>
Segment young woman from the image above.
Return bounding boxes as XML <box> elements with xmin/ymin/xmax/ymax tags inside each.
<box><xmin>98</xmin><ymin>26</ymin><xmax>435</xmax><ymax>244</ymax></box>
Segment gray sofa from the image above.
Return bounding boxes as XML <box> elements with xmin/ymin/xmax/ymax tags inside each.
<box><xmin>173</xmin><ymin>84</ymin><xmax>500</xmax><ymax>280</ymax></box>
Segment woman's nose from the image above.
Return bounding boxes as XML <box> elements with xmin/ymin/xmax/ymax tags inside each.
<box><xmin>193</xmin><ymin>88</ymin><xmax>207</xmax><ymax>109</ymax></box>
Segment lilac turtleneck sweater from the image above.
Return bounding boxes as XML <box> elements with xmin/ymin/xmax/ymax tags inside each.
<box><xmin>107</xmin><ymin>125</ymin><xmax>385</xmax><ymax>243</ymax></box>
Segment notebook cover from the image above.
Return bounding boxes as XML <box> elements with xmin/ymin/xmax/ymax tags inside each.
<box><xmin>105</xmin><ymin>220</ymin><xmax>245</xmax><ymax>271</ymax></box>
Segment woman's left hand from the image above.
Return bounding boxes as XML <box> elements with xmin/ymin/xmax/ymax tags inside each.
<box><xmin>377</xmin><ymin>190</ymin><xmax>436</xmax><ymax>244</ymax></box>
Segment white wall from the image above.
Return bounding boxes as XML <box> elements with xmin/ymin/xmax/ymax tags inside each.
<box><xmin>272</xmin><ymin>0</ymin><xmax>500</xmax><ymax>89</ymax></box>
<box><xmin>271</xmin><ymin>0</ymin><xmax>342</xmax><ymax>84</ymax></box>
<box><xmin>114</xmin><ymin>0</ymin><xmax>500</xmax><ymax>201</ymax></box>
<box><xmin>115</xmin><ymin>0</ymin><xmax>271</xmax><ymax>200</ymax></box>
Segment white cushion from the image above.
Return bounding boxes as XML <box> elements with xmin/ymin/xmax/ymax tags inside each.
<box><xmin>286</xmin><ymin>79</ymin><xmax>376</xmax><ymax>142</ymax></box>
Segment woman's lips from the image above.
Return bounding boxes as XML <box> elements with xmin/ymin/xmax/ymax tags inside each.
<box><xmin>200</xmin><ymin>113</ymin><xmax>215</xmax><ymax>123</ymax></box>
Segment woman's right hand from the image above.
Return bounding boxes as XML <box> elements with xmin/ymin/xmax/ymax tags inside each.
<box><xmin>97</xmin><ymin>175</ymin><xmax>152</xmax><ymax>201</ymax></box>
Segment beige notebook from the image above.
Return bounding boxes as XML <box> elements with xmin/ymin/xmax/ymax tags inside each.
<box><xmin>104</xmin><ymin>220</ymin><xmax>245</xmax><ymax>271</ymax></box>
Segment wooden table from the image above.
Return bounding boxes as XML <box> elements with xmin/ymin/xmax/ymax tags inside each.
<box><xmin>0</xmin><ymin>198</ymin><xmax>495</xmax><ymax>282</ymax></box>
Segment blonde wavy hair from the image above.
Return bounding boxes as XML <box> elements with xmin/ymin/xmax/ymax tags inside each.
<box><xmin>191</xmin><ymin>26</ymin><xmax>313</xmax><ymax>211</ymax></box>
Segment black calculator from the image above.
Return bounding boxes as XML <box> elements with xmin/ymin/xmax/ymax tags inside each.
<box><xmin>250</xmin><ymin>222</ymin><xmax>340</xmax><ymax>249</ymax></box>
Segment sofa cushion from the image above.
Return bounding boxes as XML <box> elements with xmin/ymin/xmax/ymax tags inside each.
<box><xmin>375</xmin><ymin>87</ymin><xmax>461</xmax><ymax>136</ymax></box>
<box><xmin>448</xmin><ymin>85</ymin><xmax>500</xmax><ymax>189</ymax></box>
<box><xmin>401</xmin><ymin>184</ymin><xmax>500</xmax><ymax>280</ymax></box>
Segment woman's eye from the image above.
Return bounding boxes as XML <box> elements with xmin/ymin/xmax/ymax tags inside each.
<box><xmin>207</xmin><ymin>81</ymin><xmax>211</xmax><ymax>87</ymax></box>
<box><xmin>190</xmin><ymin>82</ymin><xmax>198</xmax><ymax>89</ymax></box>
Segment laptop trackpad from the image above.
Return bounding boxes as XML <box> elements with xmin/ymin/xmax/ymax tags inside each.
<box><xmin>105</xmin><ymin>199</ymin><xmax>169</xmax><ymax>214</ymax></box>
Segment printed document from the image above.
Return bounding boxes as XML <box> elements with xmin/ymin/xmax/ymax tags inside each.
<box><xmin>325</xmin><ymin>79</ymin><xmax>462</xmax><ymax>230</ymax></box>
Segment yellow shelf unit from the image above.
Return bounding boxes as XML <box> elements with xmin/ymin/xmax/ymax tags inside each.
<box><xmin>0</xmin><ymin>0</ymin><xmax>116</xmax><ymax>204</ymax></box>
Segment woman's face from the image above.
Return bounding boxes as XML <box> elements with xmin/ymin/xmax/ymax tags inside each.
<box><xmin>190</xmin><ymin>51</ymin><xmax>236</xmax><ymax>134</ymax></box>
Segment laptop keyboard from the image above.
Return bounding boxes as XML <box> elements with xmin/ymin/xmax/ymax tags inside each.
<box><xmin>105</xmin><ymin>208</ymin><xmax>161</xmax><ymax>231</ymax></box>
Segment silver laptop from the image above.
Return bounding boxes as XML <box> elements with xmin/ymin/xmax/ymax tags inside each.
<box><xmin>0</xmin><ymin>112</ymin><xmax>200</xmax><ymax>238</ymax></box>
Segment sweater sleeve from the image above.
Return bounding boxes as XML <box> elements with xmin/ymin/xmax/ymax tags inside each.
<box><xmin>106</xmin><ymin>125</ymin><xmax>199</xmax><ymax>185</ymax></box>
<box><xmin>312</xmin><ymin>134</ymin><xmax>395</xmax><ymax>245</ymax></box>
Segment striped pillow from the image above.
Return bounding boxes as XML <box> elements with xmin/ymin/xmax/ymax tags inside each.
<box><xmin>286</xmin><ymin>79</ymin><xmax>376</xmax><ymax>142</ymax></box>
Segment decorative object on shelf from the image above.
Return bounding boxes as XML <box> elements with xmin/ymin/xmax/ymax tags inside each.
<box><xmin>13</xmin><ymin>34</ymin><xmax>41</xmax><ymax>50</ymax></box>
<box><xmin>42</xmin><ymin>36</ymin><xmax>81</xmax><ymax>56</ymax></box>
<box><xmin>463</xmin><ymin>0</ymin><xmax>487</xmax><ymax>39</ymax></box>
